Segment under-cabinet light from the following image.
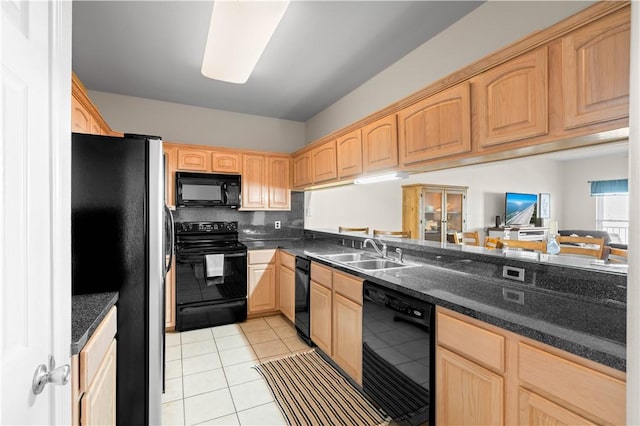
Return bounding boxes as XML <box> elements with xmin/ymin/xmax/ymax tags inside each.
<box><xmin>201</xmin><ymin>0</ymin><xmax>290</xmax><ymax>84</ymax></box>
<box><xmin>353</xmin><ymin>172</ymin><xmax>409</xmax><ymax>185</ymax></box>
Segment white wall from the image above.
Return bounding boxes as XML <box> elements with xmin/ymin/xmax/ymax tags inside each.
<box><xmin>88</xmin><ymin>90</ymin><xmax>306</xmax><ymax>152</ymax></box>
<box><xmin>305</xmin><ymin>1</ymin><xmax>594</xmax><ymax>143</ymax></box>
<box><xmin>561</xmin><ymin>153</ymin><xmax>629</xmax><ymax>230</ymax></box>
<box><xmin>304</xmin><ymin>150</ymin><xmax>628</xmax><ymax>235</ymax></box>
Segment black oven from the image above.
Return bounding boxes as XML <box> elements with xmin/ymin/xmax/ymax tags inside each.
<box><xmin>175</xmin><ymin>221</ymin><xmax>247</xmax><ymax>331</ymax></box>
<box><xmin>362</xmin><ymin>281</ymin><xmax>434</xmax><ymax>425</ymax></box>
<box><xmin>176</xmin><ymin>172</ymin><xmax>241</xmax><ymax>208</ymax></box>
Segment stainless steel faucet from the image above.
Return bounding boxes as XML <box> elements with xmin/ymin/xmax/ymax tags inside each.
<box><xmin>395</xmin><ymin>248</ymin><xmax>404</xmax><ymax>263</ymax></box>
<box><xmin>363</xmin><ymin>238</ymin><xmax>387</xmax><ymax>258</ymax></box>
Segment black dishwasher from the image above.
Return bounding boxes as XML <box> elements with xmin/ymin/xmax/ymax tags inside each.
<box><xmin>362</xmin><ymin>281</ymin><xmax>434</xmax><ymax>425</ymax></box>
<box><xmin>294</xmin><ymin>256</ymin><xmax>312</xmax><ymax>345</ymax></box>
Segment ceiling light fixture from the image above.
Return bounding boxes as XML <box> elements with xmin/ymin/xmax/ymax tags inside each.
<box><xmin>201</xmin><ymin>0</ymin><xmax>290</xmax><ymax>84</ymax></box>
<box><xmin>353</xmin><ymin>171</ymin><xmax>409</xmax><ymax>185</ymax></box>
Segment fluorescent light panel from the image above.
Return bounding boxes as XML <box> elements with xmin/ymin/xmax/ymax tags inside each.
<box><xmin>202</xmin><ymin>0</ymin><xmax>290</xmax><ymax>84</ymax></box>
<box><xmin>353</xmin><ymin>172</ymin><xmax>409</xmax><ymax>185</ymax></box>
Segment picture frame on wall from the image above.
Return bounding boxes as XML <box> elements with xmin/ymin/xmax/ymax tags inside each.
<box><xmin>539</xmin><ymin>193</ymin><xmax>550</xmax><ymax>219</ymax></box>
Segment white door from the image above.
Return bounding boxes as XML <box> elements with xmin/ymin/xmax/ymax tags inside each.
<box><xmin>1</xmin><ymin>1</ymin><xmax>72</xmax><ymax>424</ymax></box>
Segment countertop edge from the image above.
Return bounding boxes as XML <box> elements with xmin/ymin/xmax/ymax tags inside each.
<box><xmin>71</xmin><ymin>292</ymin><xmax>119</xmax><ymax>355</ymax></box>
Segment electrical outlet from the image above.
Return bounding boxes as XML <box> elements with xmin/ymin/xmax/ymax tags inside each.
<box><xmin>275</xmin><ymin>221</ymin><xmax>281</xmax><ymax>230</ymax></box>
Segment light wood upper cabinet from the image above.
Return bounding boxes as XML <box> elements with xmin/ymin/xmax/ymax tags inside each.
<box><xmin>292</xmin><ymin>150</ymin><xmax>313</xmax><ymax>189</ymax></box>
<box><xmin>562</xmin><ymin>7</ymin><xmax>630</xmax><ymax>129</ymax></box>
<box><xmin>177</xmin><ymin>149</ymin><xmax>211</xmax><ymax>172</ymax></box>
<box><xmin>398</xmin><ymin>82</ymin><xmax>471</xmax><ymax>166</ymax></box>
<box><xmin>267</xmin><ymin>156</ymin><xmax>291</xmax><ymax>210</ymax></box>
<box><xmin>336</xmin><ymin>129</ymin><xmax>363</xmax><ymax>179</ymax></box>
<box><xmin>163</xmin><ymin>146</ymin><xmax>178</xmax><ymax>207</ymax></box>
<box><xmin>211</xmin><ymin>151</ymin><xmax>242</xmax><ymax>174</ymax></box>
<box><xmin>475</xmin><ymin>47</ymin><xmax>548</xmax><ymax>149</ymax></box>
<box><xmin>362</xmin><ymin>114</ymin><xmax>398</xmax><ymax>173</ymax></box>
<box><xmin>241</xmin><ymin>154</ymin><xmax>267</xmax><ymax>209</ymax></box>
<box><xmin>71</xmin><ymin>96</ymin><xmax>92</xmax><ymax>134</ymax></box>
<box><xmin>311</xmin><ymin>140</ymin><xmax>338</xmax><ymax>183</ymax></box>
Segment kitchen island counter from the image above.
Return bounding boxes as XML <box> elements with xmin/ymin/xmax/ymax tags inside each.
<box><xmin>246</xmin><ymin>234</ymin><xmax>626</xmax><ymax>371</ymax></box>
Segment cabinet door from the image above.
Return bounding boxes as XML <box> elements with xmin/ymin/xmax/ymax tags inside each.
<box><xmin>71</xmin><ymin>96</ymin><xmax>91</xmax><ymax>133</ymax></box>
<box><xmin>81</xmin><ymin>340</ymin><xmax>116</xmax><ymax>426</ymax></box>
<box><xmin>332</xmin><ymin>293</ymin><xmax>362</xmax><ymax>385</ymax></box>
<box><xmin>422</xmin><ymin>189</ymin><xmax>444</xmax><ymax>242</ymax></box>
<box><xmin>89</xmin><ymin>117</ymin><xmax>103</xmax><ymax>135</ymax></box>
<box><xmin>211</xmin><ymin>151</ymin><xmax>242</xmax><ymax>174</ymax></box>
<box><xmin>562</xmin><ymin>7</ymin><xmax>630</xmax><ymax>129</ymax></box>
<box><xmin>177</xmin><ymin>149</ymin><xmax>211</xmax><ymax>172</ymax></box>
<box><xmin>444</xmin><ymin>190</ymin><xmax>465</xmax><ymax>235</ymax></box>
<box><xmin>519</xmin><ymin>388</ymin><xmax>596</xmax><ymax>426</ymax></box>
<box><xmin>279</xmin><ymin>266</ymin><xmax>295</xmax><ymax>323</ymax></box>
<box><xmin>242</xmin><ymin>154</ymin><xmax>267</xmax><ymax>209</ymax></box>
<box><xmin>292</xmin><ymin>151</ymin><xmax>312</xmax><ymax>188</ymax></box>
<box><xmin>475</xmin><ymin>48</ymin><xmax>548</xmax><ymax>149</ymax></box>
<box><xmin>336</xmin><ymin>129</ymin><xmax>363</xmax><ymax>179</ymax></box>
<box><xmin>310</xmin><ymin>281</ymin><xmax>332</xmax><ymax>355</ymax></box>
<box><xmin>398</xmin><ymin>82</ymin><xmax>471</xmax><ymax>166</ymax></box>
<box><xmin>362</xmin><ymin>114</ymin><xmax>398</xmax><ymax>173</ymax></box>
<box><xmin>248</xmin><ymin>263</ymin><xmax>277</xmax><ymax>314</ymax></box>
<box><xmin>268</xmin><ymin>156</ymin><xmax>291</xmax><ymax>210</ymax></box>
<box><xmin>311</xmin><ymin>140</ymin><xmax>338</xmax><ymax>183</ymax></box>
<box><xmin>163</xmin><ymin>146</ymin><xmax>178</xmax><ymax>207</ymax></box>
<box><xmin>436</xmin><ymin>346</ymin><xmax>503</xmax><ymax>426</ymax></box>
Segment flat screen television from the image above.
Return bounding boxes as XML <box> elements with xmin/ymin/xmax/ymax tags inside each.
<box><xmin>505</xmin><ymin>192</ymin><xmax>538</xmax><ymax>226</ymax></box>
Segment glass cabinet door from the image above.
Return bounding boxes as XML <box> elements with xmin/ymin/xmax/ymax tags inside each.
<box><xmin>422</xmin><ymin>189</ymin><xmax>443</xmax><ymax>242</ymax></box>
<box><xmin>445</xmin><ymin>191</ymin><xmax>465</xmax><ymax>235</ymax></box>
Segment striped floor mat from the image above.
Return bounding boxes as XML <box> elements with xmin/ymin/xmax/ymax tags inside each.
<box><xmin>254</xmin><ymin>350</ymin><xmax>389</xmax><ymax>426</ymax></box>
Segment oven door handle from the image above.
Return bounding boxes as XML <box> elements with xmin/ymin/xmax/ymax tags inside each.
<box><xmin>176</xmin><ymin>251</ymin><xmax>247</xmax><ymax>260</ymax></box>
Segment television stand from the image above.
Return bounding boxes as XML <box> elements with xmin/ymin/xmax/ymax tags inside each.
<box><xmin>488</xmin><ymin>226</ymin><xmax>548</xmax><ymax>241</ymax></box>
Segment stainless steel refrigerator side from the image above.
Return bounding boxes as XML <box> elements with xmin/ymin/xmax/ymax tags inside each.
<box><xmin>148</xmin><ymin>138</ymin><xmax>164</xmax><ymax>425</ymax></box>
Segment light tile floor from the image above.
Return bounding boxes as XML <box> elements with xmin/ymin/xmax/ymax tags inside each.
<box><xmin>162</xmin><ymin>315</ymin><xmax>311</xmax><ymax>426</ymax></box>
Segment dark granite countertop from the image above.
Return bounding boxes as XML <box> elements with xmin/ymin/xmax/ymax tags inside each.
<box><xmin>71</xmin><ymin>292</ymin><xmax>118</xmax><ymax>355</ymax></box>
<box><xmin>246</xmin><ymin>235</ymin><xmax>626</xmax><ymax>371</ymax></box>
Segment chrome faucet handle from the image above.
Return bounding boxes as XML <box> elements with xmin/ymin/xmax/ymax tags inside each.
<box><xmin>395</xmin><ymin>248</ymin><xmax>404</xmax><ymax>263</ymax></box>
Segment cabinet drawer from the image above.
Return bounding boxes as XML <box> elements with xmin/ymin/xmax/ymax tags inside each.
<box><xmin>80</xmin><ymin>307</ymin><xmax>117</xmax><ymax>392</ymax></box>
<box><xmin>248</xmin><ymin>249</ymin><xmax>276</xmax><ymax>265</ymax></box>
<box><xmin>436</xmin><ymin>311</ymin><xmax>504</xmax><ymax>372</ymax></box>
<box><xmin>311</xmin><ymin>262</ymin><xmax>332</xmax><ymax>289</ymax></box>
<box><xmin>333</xmin><ymin>271</ymin><xmax>363</xmax><ymax>305</ymax></box>
<box><xmin>279</xmin><ymin>250</ymin><xmax>295</xmax><ymax>270</ymax></box>
<box><xmin>518</xmin><ymin>343</ymin><xmax>625</xmax><ymax>425</ymax></box>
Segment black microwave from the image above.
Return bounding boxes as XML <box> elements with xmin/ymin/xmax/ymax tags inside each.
<box><xmin>176</xmin><ymin>172</ymin><xmax>241</xmax><ymax>208</ymax></box>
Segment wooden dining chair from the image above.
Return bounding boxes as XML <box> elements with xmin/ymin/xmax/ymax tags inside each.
<box><xmin>484</xmin><ymin>237</ymin><xmax>501</xmax><ymax>250</ymax></box>
<box><xmin>606</xmin><ymin>246</ymin><xmax>628</xmax><ymax>263</ymax></box>
<box><xmin>453</xmin><ymin>231</ymin><xmax>480</xmax><ymax>246</ymax></box>
<box><xmin>556</xmin><ymin>235</ymin><xmax>605</xmax><ymax>259</ymax></box>
<box><xmin>499</xmin><ymin>238</ymin><xmax>547</xmax><ymax>253</ymax></box>
<box><xmin>373</xmin><ymin>229</ymin><xmax>411</xmax><ymax>238</ymax></box>
<box><xmin>338</xmin><ymin>226</ymin><xmax>369</xmax><ymax>234</ymax></box>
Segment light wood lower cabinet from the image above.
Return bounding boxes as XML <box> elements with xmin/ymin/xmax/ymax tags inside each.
<box><xmin>436</xmin><ymin>307</ymin><xmax>626</xmax><ymax>426</ymax></box>
<box><xmin>310</xmin><ymin>281</ymin><xmax>333</xmax><ymax>354</ymax></box>
<box><xmin>436</xmin><ymin>346</ymin><xmax>503</xmax><ymax>426</ymax></box>
<box><xmin>278</xmin><ymin>251</ymin><xmax>295</xmax><ymax>322</ymax></box>
<box><xmin>72</xmin><ymin>307</ymin><xmax>117</xmax><ymax>426</ymax></box>
<box><xmin>247</xmin><ymin>250</ymin><xmax>278</xmax><ymax>315</ymax></box>
<box><xmin>309</xmin><ymin>262</ymin><xmax>363</xmax><ymax>385</ymax></box>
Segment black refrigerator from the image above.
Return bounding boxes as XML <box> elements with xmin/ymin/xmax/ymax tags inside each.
<box><xmin>72</xmin><ymin>133</ymin><xmax>169</xmax><ymax>426</ymax></box>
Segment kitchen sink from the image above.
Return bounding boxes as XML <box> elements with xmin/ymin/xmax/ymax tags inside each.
<box><xmin>347</xmin><ymin>259</ymin><xmax>410</xmax><ymax>270</ymax></box>
<box><xmin>320</xmin><ymin>253</ymin><xmax>378</xmax><ymax>262</ymax></box>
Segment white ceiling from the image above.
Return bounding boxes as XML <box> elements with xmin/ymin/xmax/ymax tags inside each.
<box><xmin>72</xmin><ymin>1</ymin><xmax>483</xmax><ymax>122</ymax></box>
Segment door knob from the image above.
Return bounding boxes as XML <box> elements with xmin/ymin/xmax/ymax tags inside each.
<box><xmin>32</xmin><ymin>355</ymin><xmax>70</xmax><ymax>395</ymax></box>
